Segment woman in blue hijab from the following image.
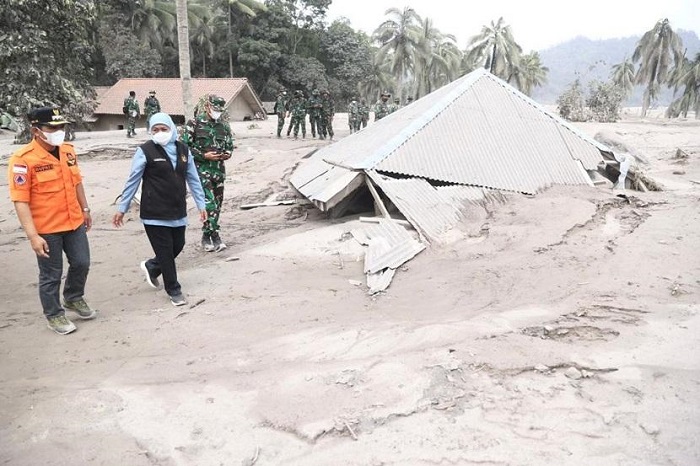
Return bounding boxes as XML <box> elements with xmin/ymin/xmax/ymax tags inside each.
<box><xmin>112</xmin><ymin>113</ymin><xmax>206</xmax><ymax>307</ymax></box>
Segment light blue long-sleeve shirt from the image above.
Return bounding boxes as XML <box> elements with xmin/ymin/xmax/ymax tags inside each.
<box><xmin>118</xmin><ymin>146</ymin><xmax>206</xmax><ymax>227</ymax></box>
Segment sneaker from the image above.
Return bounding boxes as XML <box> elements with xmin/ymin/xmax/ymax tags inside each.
<box><xmin>211</xmin><ymin>232</ymin><xmax>227</xmax><ymax>252</ymax></box>
<box><xmin>201</xmin><ymin>233</ymin><xmax>215</xmax><ymax>252</ymax></box>
<box><xmin>47</xmin><ymin>315</ymin><xmax>77</xmax><ymax>335</ymax></box>
<box><xmin>140</xmin><ymin>261</ymin><xmax>162</xmax><ymax>289</ymax></box>
<box><xmin>169</xmin><ymin>293</ymin><xmax>187</xmax><ymax>307</ymax></box>
<box><xmin>63</xmin><ymin>298</ymin><xmax>97</xmax><ymax>320</ymax></box>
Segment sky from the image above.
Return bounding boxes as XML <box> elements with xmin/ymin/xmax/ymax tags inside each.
<box><xmin>326</xmin><ymin>0</ymin><xmax>699</xmax><ymax>51</ymax></box>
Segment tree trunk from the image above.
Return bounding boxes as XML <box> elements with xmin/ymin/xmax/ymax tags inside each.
<box><xmin>228</xmin><ymin>4</ymin><xmax>234</xmax><ymax>78</ymax></box>
<box><xmin>176</xmin><ymin>0</ymin><xmax>193</xmax><ymax>119</ymax></box>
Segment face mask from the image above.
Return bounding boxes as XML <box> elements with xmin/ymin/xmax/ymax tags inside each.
<box><xmin>152</xmin><ymin>130</ymin><xmax>172</xmax><ymax>146</ymax></box>
<box><xmin>41</xmin><ymin>129</ymin><xmax>65</xmax><ymax>147</ymax></box>
<box><xmin>210</xmin><ymin>110</ymin><xmax>222</xmax><ymax>120</ymax></box>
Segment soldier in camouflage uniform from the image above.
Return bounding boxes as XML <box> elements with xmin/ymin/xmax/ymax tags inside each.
<box><xmin>143</xmin><ymin>90</ymin><xmax>161</xmax><ymax>128</ymax></box>
<box><xmin>390</xmin><ymin>97</ymin><xmax>401</xmax><ymax>114</ymax></box>
<box><xmin>319</xmin><ymin>90</ymin><xmax>334</xmax><ymax>140</ymax></box>
<box><xmin>123</xmin><ymin>90</ymin><xmax>140</xmax><ymax>137</ymax></box>
<box><xmin>359</xmin><ymin>100</ymin><xmax>370</xmax><ymax>129</ymax></box>
<box><xmin>306</xmin><ymin>89</ymin><xmax>322</xmax><ymax>138</ymax></box>
<box><xmin>347</xmin><ymin>98</ymin><xmax>360</xmax><ymax>133</ymax></box>
<box><xmin>273</xmin><ymin>89</ymin><xmax>288</xmax><ymax>138</ymax></box>
<box><xmin>374</xmin><ymin>91</ymin><xmax>391</xmax><ymax>121</ymax></box>
<box><xmin>286</xmin><ymin>90</ymin><xmax>307</xmax><ymax>139</ymax></box>
<box><xmin>180</xmin><ymin>95</ymin><xmax>234</xmax><ymax>252</ymax></box>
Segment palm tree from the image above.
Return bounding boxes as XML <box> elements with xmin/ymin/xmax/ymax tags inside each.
<box><xmin>176</xmin><ymin>0</ymin><xmax>193</xmax><ymax>118</ymax></box>
<box><xmin>632</xmin><ymin>18</ymin><xmax>684</xmax><ymax>117</ymax></box>
<box><xmin>359</xmin><ymin>55</ymin><xmax>395</xmax><ymax>103</ymax></box>
<box><xmin>610</xmin><ymin>56</ymin><xmax>636</xmax><ymax>98</ymax></box>
<box><xmin>509</xmin><ymin>51</ymin><xmax>548</xmax><ymax>96</ymax></box>
<box><xmin>222</xmin><ymin>0</ymin><xmax>267</xmax><ymax>77</ymax></box>
<box><xmin>465</xmin><ymin>17</ymin><xmax>522</xmax><ymax>81</ymax></box>
<box><xmin>413</xmin><ymin>18</ymin><xmax>461</xmax><ymax>98</ymax></box>
<box><xmin>189</xmin><ymin>5</ymin><xmax>218</xmax><ymax>77</ymax></box>
<box><xmin>666</xmin><ymin>52</ymin><xmax>700</xmax><ymax>118</ymax></box>
<box><xmin>373</xmin><ymin>7</ymin><xmax>422</xmax><ymax>101</ymax></box>
<box><xmin>127</xmin><ymin>0</ymin><xmax>178</xmax><ymax>51</ymax></box>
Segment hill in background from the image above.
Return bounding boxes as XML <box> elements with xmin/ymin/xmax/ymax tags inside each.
<box><xmin>531</xmin><ymin>30</ymin><xmax>700</xmax><ymax>106</ymax></box>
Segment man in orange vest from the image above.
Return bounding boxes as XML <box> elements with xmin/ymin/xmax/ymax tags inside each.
<box><xmin>7</xmin><ymin>106</ymin><xmax>97</xmax><ymax>335</ymax></box>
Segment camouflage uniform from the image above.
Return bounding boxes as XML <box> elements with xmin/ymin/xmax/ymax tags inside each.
<box><xmin>273</xmin><ymin>90</ymin><xmax>288</xmax><ymax>138</ymax></box>
<box><xmin>180</xmin><ymin>95</ymin><xmax>234</xmax><ymax>252</ymax></box>
<box><xmin>144</xmin><ymin>92</ymin><xmax>161</xmax><ymax>128</ymax></box>
<box><xmin>286</xmin><ymin>91</ymin><xmax>307</xmax><ymax>139</ymax></box>
<box><xmin>319</xmin><ymin>91</ymin><xmax>334</xmax><ymax>139</ymax></box>
<box><xmin>374</xmin><ymin>93</ymin><xmax>391</xmax><ymax>121</ymax></box>
<box><xmin>123</xmin><ymin>94</ymin><xmax>140</xmax><ymax>137</ymax></box>
<box><xmin>359</xmin><ymin>101</ymin><xmax>370</xmax><ymax>128</ymax></box>
<box><xmin>389</xmin><ymin>98</ymin><xmax>401</xmax><ymax>114</ymax></box>
<box><xmin>306</xmin><ymin>89</ymin><xmax>322</xmax><ymax>138</ymax></box>
<box><xmin>347</xmin><ymin>100</ymin><xmax>360</xmax><ymax>133</ymax></box>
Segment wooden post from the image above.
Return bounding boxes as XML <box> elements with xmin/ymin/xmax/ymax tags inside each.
<box><xmin>365</xmin><ymin>175</ymin><xmax>391</xmax><ymax>219</ymax></box>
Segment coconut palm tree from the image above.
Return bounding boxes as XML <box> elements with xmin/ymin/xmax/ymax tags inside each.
<box><xmin>632</xmin><ymin>18</ymin><xmax>684</xmax><ymax>117</ymax></box>
<box><xmin>222</xmin><ymin>0</ymin><xmax>267</xmax><ymax>77</ymax></box>
<box><xmin>509</xmin><ymin>51</ymin><xmax>548</xmax><ymax>96</ymax></box>
<box><xmin>358</xmin><ymin>55</ymin><xmax>395</xmax><ymax>104</ymax></box>
<box><xmin>127</xmin><ymin>0</ymin><xmax>177</xmax><ymax>51</ymax></box>
<box><xmin>666</xmin><ymin>52</ymin><xmax>700</xmax><ymax>118</ymax></box>
<box><xmin>413</xmin><ymin>18</ymin><xmax>461</xmax><ymax>98</ymax></box>
<box><xmin>610</xmin><ymin>56</ymin><xmax>636</xmax><ymax>97</ymax></box>
<box><xmin>373</xmin><ymin>7</ymin><xmax>422</xmax><ymax>101</ymax></box>
<box><xmin>466</xmin><ymin>17</ymin><xmax>522</xmax><ymax>81</ymax></box>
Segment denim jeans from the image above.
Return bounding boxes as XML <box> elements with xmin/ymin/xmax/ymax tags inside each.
<box><xmin>36</xmin><ymin>224</ymin><xmax>90</xmax><ymax>318</ymax></box>
<box><xmin>143</xmin><ymin>225</ymin><xmax>186</xmax><ymax>297</ymax></box>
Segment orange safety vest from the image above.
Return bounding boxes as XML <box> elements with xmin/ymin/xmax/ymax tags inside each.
<box><xmin>7</xmin><ymin>139</ymin><xmax>84</xmax><ymax>234</ymax></box>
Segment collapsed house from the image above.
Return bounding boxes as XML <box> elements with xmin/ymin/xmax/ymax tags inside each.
<box><xmin>289</xmin><ymin>68</ymin><xmax>634</xmax><ymax>293</ymax></box>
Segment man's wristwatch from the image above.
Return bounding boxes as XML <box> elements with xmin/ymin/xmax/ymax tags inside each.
<box><xmin>82</xmin><ymin>207</ymin><xmax>91</xmax><ymax>213</ymax></box>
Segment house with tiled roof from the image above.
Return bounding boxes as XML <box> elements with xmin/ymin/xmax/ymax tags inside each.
<box><xmin>91</xmin><ymin>78</ymin><xmax>265</xmax><ymax>131</ymax></box>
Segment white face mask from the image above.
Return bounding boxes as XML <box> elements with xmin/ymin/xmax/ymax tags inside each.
<box><xmin>151</xmin><ymin>130</ymin><xmax>172</xmax><ymax>146</ymax></box>
<box><xmin>210</xmin><ymin>110</ymin><xmax>222</xmax><ymax>120</ymax></box>
<box><xmin>40</xmin><ymin>129</ymin><xmax>65</xmax><ymax>147</ymax></box>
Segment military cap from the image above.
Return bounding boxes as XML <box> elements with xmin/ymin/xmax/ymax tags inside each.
<box><xmin>294</xmin><ymin>90</ymin><xmax>303</xmax><ymax>96</ymax></box>
<box><xmin>149</xmin><ymin>90</ymin><xmax>156</xmax><ymax>95</ymax></box>
<box><xmin>28</xmin><ymin>106</ymin><xmax>69</xmax><ymax>127</ymax></box>
<box><xmin>381</xmin><ymin>91</ymin><xmax>391</xmax><ymax>97</ymax></box>
<box><xmin>208</xmin><ymin>95</ymin><xmax>226</xmax><ymax>110</ymax></box>
<box><xmin>394</xmin><ymin>97</ymin><xmax>400</xmax><ymax>102</ymax></box>
<box><xmin>312</xmin><ymin>89</ymin><xmax>320</xmax><ymax>95</ymax></box>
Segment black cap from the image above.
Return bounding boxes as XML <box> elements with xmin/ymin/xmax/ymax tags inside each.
<box><xmin>28</xmin><ymin>106</ymin><xmax>69</xmax><ymax>127</ymax></box>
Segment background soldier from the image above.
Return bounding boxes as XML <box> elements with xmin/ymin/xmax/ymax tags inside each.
<box><xmin>405</xmin><ymin>96</ymin><xmax>414</xmax><ymax>105</ymax></box>
<box><xmin>123</xmin><ymin>90</ymin><xmax>140</xmax><ymax>138</ymax></box>
<box><xmin>143</xmin><ymin>90</ymin><xmax>161</xmax><ymax>128</ymax></box>
<box><xmin>374</xmin><ymin>91</ymin><xmax>391</xmax><ymax>121</ymax></box>
<box><xmin>180</xmin><ymin>95</ymin><xmax>233</xmax><ymax>253</ymax></box>
<box><xmin>286</xmin><ymin>90</ymin><xmax>307</xmax><ymax>139</ymax></box>
<box><xmin>390</xmin><ymin>97</ymin><xmax>401</xmax><ymax>114</ymax></box>
<box><xmin>307</xmin><ymin>89</ymin><xmax>322</xmax><ymax>138</ymax></box>
<box><xmin>319</xmin><ymin>90</ymin><xmax>334</xmax><ymax>140</ymax></box>
<box><xmin>347</xmin><ymin>98</ymin><xmax>360</xmax><ymax>133</ymax></box>
<box><xmin>273</xmin><ymin>89</ymin><xmax>288</xmax><ymax>138</ymax></box>
<box><xmin>359</xmin><ymin>100</ymin><xmax>370</xmax><ymax>129</ymax></box>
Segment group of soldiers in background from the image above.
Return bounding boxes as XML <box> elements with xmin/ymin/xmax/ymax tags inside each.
<box><xmin>274</xmin><ymin>88</ymin><xmax>335</xmax><ymax>140</ymax></box>
<box><xmin>123</xmin><ymin>90</ymin><xmax>162</xmax><ymax>138</ymax></box>
<box><xmin>373</xmin><ymin>91</ymin><xmax>413</xmax><ymax>122</ymax></box>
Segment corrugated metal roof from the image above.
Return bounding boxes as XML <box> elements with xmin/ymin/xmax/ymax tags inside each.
<box><xmin>290</xmin><ymin>68</ymin><xmax>607</xmax><ymax>209</ymax></box>
<box><xmin>352</xmin><ymin>219</ymin><xmax>425</xmax><ymax>274</ymax></box>
<box><xmin>93</xmin><ymin>78</ymin><xmax>264</xmax><ymax>117</ymax></box>
<box><xmin>370</xmin><ymin>172</ymin><xmax>505</xmax><ymax>243</ymax></box>
<box><xmin>376</xmin><ymin>74</ymin><xmax>598</xmax><ymax>193</ymax></box>
<box><xmin>351</xmin><ymin>218</ymin><xmax>425</xmax><ymax>293</ymax></box>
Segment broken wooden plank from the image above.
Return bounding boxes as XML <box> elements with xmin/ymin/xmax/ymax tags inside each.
<box><xmin>365</xmin><ymin>175</ymin><xmax>391</xmax><ymax>219</ymax></box>
<box><xmin>359</xmin><ymin>216</ymin><xmax>412</xmax><ymax>228</ymax></box>
<box><xmin>239</xmin><ymin>200</ymin><xmax>295</xmax><ymax>210</ymax></box>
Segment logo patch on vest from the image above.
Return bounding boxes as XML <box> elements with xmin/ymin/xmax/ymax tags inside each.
<box><xmin>66</xmin><ymin>153</ymin><xmax>76</xmax><ymax>166</ymax></box>
<box><xmin>14</xmin><ymin>174</ymin><xmax>26</xmax><ymax>185</ymax></box>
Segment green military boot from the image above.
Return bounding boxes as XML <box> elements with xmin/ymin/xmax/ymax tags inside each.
<box><xmin>63</xmin><ymin>298</ymin><xmax>97</xmax><ymax>320</ymax></box>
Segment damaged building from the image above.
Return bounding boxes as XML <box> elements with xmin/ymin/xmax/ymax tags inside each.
<box><xmin>290</xmin><ymin>68</ymin><xmax>638</xmax><ymax>293</ymax></box>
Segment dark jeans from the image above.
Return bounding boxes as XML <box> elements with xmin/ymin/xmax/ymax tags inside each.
<box><xmin>143</xmin><ymin>225</ymin><xmax>186</xmax><ymax>296</ymax></box>
<box><xmin>37</xmin><ymin>224</ymin><xmax>90</xmax><ymax>318</ymax></box>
